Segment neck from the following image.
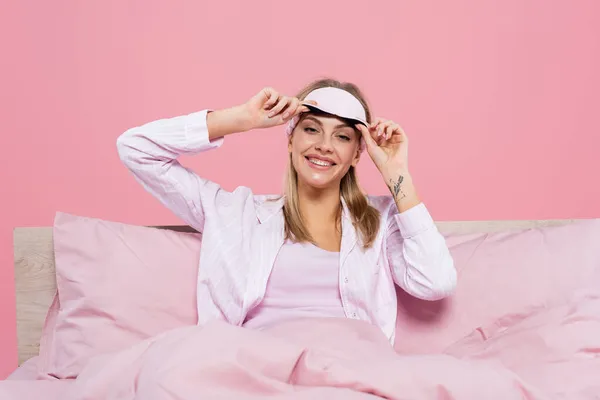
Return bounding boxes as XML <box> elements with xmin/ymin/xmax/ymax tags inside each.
<box><xmin>297</xmin><ymin>180</ymin><xmax>341</xmax><ymax>224</ymax></box>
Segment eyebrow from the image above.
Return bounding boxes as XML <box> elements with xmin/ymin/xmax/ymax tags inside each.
<box><xmin>303</xmin><ymin>115</ymin><xmax>353</xmax><ymax>130</ymax></box>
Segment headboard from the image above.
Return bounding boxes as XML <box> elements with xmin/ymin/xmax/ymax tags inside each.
<box><xmin>13</xmin><ymin>218</ymin><xmax>580</xmax><ymax>365</ymax></box>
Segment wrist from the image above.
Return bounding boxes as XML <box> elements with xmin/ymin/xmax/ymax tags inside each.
<box><xmin>380</xmin><ymin>166</ymin><xmax>411</xmax><ymax>183</ymax></box>
<box><xmin>229</xmin><ymin>104</ymin><xmax>254</xmax><ymax>132</ymax></box>
<box><xmin>382</xmin><ymin>170</ymin><xmax>421</xmax><ymax>213</ymax></box>
<box><xmin>206</xmin><ymin>105</ymin><xmax>253</xmax><ymax>139</ymax></box>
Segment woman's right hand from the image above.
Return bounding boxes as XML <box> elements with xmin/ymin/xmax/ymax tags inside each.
<box><xmin>242</xmin><ymin>87</ymin><xmax>316</xmax><ymax>130</ymax></box>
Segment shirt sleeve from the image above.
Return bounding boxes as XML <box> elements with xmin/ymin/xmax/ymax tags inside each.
<box><xmin>116</xmin><ymin>109</ymin><xmax>250</xmax><ymax>233</ymax></box>
<box><xmin>384</xmin><ymin>202</ymin><xmax>457</xmax><ymax>300</ymax></box>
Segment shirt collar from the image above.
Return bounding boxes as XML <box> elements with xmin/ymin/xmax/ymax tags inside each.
<box><xmin>255</xmin><ymin>195</ymin><xmax>353</xmax><ymax>224</ymax></box>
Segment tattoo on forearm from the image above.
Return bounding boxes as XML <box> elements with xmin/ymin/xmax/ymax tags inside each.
<box><xmin>388</xmin><ymin>175</ymin><xmax>407</xmax><ymax>200</ymax></box>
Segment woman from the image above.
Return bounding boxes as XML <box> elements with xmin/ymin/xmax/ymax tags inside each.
<box><xmin>116</xmin><ymin>78</ymin><xmax>456</xmax><ymax>344</ymax></box>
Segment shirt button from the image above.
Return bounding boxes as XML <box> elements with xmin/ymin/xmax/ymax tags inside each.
<box><xmin>352</xmin><ymin>313</ymin><xmax>357</xmax><ymax>318</ymax></box>
<box><xmin>344</xmin><ymin>277</ymin><xmax>349</xmax><ymax>283</ymax></box>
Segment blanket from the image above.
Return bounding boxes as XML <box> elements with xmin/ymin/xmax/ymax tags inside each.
<box><xmin>66</xmin><ymin>292</ymin><xmax>600</xmax><ymax>399</ymax></box>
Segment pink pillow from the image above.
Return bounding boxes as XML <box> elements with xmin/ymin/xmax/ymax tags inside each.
<box><xmin>38</xmin><ymin>212</ymin><xmax>201</xmax><ymax>379</ymax></box>
<box><xmin>6</xmin><ymin>356</ymin><xmax>41</xmax><ymax>380</ymax></box>
<box><xmin>394</xmin><ymin>219</ymin><xmax>600</xmax><ymax>354</ymax></box>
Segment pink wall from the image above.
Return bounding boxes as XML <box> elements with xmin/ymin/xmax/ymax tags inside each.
<box><xmin>1</xmin><ymin>1</ymin><xmax>599</xmax><ymax>378</ymax></box>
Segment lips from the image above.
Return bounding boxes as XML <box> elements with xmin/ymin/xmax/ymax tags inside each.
<box><xmin>305</xmin><ymin>155</ymin><xmax>336</xmax><ymax>167</ymax></box>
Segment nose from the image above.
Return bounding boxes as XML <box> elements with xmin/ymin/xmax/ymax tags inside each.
<box><xmin>314</xmin><ymin>133</ymin><xmax>334</xmax><ymax>153</ymax></box>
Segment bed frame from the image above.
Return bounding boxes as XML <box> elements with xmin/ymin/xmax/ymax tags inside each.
<box><xmin>13</xmin><ymin>218</ymin><xmax>581</xmax><ymax>365</ymax></box>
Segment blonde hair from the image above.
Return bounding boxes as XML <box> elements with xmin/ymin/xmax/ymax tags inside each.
<box><xmin>283</xmin><ymin>78</ymin><xmax>381</xmax><ymax>248</ymax></box>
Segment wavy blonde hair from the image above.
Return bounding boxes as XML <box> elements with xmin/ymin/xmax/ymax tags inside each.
<box><xmin>283</xmin><ymin>78</ymin><xmax>381</xmax><ymax>249</ymax></box>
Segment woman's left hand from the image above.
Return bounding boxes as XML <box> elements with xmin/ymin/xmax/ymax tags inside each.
<box><xmin>356</xmin><ymin>118</ymin><xmax>409</xmax><ymax>175</ymax></box>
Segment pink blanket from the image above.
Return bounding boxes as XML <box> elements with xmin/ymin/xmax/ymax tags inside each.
<box><xmin>0</xmin><ymin>381</ymin><xmax>73</xmax><ymax>400</ymax></box>
<box><xmin>65</xmin><ymin>292</ymin><xmax>600</xmax><ymax>399</ymax></box>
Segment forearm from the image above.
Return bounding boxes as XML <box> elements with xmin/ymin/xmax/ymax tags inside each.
<box><xmin>382</xmin><ymin>169</ymin><xmax>421</xmax><ymax>213</ymax></box>
<box><xmin>384</xmin><ymin>170</ymin><xmax>457</xmax><ymax>300</ymax></box>
<box><xmin>206</xmin><ymin>105</ymin><xmax>252</xmax><ymax>140</ymax></box>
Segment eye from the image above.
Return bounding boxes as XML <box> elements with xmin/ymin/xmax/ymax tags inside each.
<box><xmin>304</xmin><ymin>127</ymin><xmax>318</xmax><ymax>133</ymax></box>
<box><xmin>337</xmin><ymin>135</ymin><xmax>351</xmax><ymax>141</ymax></box>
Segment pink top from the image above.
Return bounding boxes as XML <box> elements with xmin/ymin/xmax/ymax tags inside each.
<box><xmin>243</xmin><ymin>240</ymin><xmax>345</xmax><ymax>330</ymax></box>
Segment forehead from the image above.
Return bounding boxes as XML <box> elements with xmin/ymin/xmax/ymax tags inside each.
<box><xmin>300</xmin><ymin>112</ymin><xmax>355</xmax><ymax>129</ymax></box>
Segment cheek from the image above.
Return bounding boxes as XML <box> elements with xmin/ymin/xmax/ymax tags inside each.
<box><xmin>291</xmin><ymin>131</ymin><xmax>316</xmax><ymax>153</ymax></box>
<box><xmin>335</xmin><ymin>143</ymin><xmax>359</xmax><ymax>164</ymax></box>
<box><xmin>289</xmin><ymin>137</ymin><xmax>309</xmax><ymax>168</ymax></box>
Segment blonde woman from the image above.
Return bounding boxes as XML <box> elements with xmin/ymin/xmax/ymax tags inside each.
<box><xmin>116</xmin><ymin>78</ymin><xmax>456</xmax><ymax>344</ymax></box>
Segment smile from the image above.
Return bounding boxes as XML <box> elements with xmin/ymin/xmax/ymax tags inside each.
<box><xmin>305</xmin><ymin>156</ymin><xmax>336</xmax><ymax>169</ymax></box>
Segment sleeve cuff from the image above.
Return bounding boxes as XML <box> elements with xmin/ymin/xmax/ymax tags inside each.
<box><xmin>184</xmin><ymin>109</ymin><xmax>224</xmax><ymax>151</ymax></box>
<box><xmin>393</xmin><ymin>202</ymin><xmax>436</xmax><ymax>239</ymax></box>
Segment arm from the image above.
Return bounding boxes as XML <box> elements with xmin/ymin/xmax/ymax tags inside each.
<box><xmin>207</xmin><ymin>87</ymin><xmax>313</xmax><ymax>140</ymax></box>
<box><xmin>206</xmin><ymin>105</ymin><xmax>253</xmax><ymax>140</ymax></box>
<box><xmin>382</xmin><ymin>170</ymin><xmax>457</xmax><ymax>300</ymax></box>
<box><xmin>116</xmin><ymin>107</ymin><xmax>249</xmax><ymax>232</ymax></box>
<box><xmin>356</xmin><ymin>118</ymin><xmax>456</xmax><ymax>300</ymax></box>
<box><xmin>383</xmin><ymin>168</ymin><xmax>421</xmax><ymax>213</ymax></box>
<box><xmin>117</xmin><ymin>87</ymin><xmax>310</xmax><ymax>232</ymax></box>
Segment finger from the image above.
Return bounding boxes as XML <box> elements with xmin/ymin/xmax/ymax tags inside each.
<box><xmin>370</xmin><ymin>118</ymin><xmax>385</xmax><ymax>131</ymax></box>
<box><xmin>390</xmin><ymin>124</ymin><xmax>405</xmax><ymax>139</ymax></box>
<box><xmin>370</xmin><ymin>120</ymin><xmax>382</xmax><ymax>133</ymax></box>
<box><xmin>386</xmin><ymin>122</ymin><xmax>403</xmax><ymax>141</ymax></box>
<box><xmin>293</xmin><ymin>105</ymin><xmax>311</xmax><ymax>118</ymax></box>
<box><xmin>387</xmin><ymin>135</ymin><xmax>403</xmax><ymax>144</ymax></box>
<box><xmin>385</xmin><ymin>124</ymin><xmax>396</xmax><ymax>140</ymax></box>
<box><xmin>392</xmin><ymin>127</ymin><xmax>402</xmax><ymax>141</ymax></box>
<box><xmin>370</xmin><ymin>117</ymin><xmax>383</xmax><ymax>127</ymax></box>
<box><xmin>368</xmin><ymin>121</ymin><xmax>380</xmax><ymax>137</ymax></box>
<box><xmin>304</xmin><ymin>99</ymin><xmax>318</xmax><ymax>106</ymax></box>
<box><xmin>282</xmin><ymin>97</ymin><xmax>300</xmax><ymax>120</ymax></box>
<box><xmin>369</xmin><ymin>125</ymin><xmax>384</xmax><ymax>144</ymax></box>
<box><xmin>356</xmin><ymin>124</ymin><xmax>378</xmax><ymax>150</ymax></box>
<box><xmin>376</xmin><ymin>119</ymin><xmax>392</xmax><ymax>138</ymax></box>
<box><xmin>377</xmin><ymin>122</ymin><xmax>387</xmax><ymax>138</ymax></box>
<box><xmin>365</xmin><ymin>123</ymin><xmax>379</xmax><ymax>142</ymax></box>
<box><xmin>268</xmin><ymin>96</ymin><xmax>290</xmax><ymax>117</ymax></box>
<box><xmin>281</xmin><ymin>97</ymin><xmax>300</xmax><ymax>120</ymax></box>
<box><xmin>263</xmin><ymin>89</ymin><xmax>280</xmax><ymax>110</ymax></box>
<box><xmin>388</xmin><ymin>130</ymin><xmax>408</xmax><ymax>144</ymax></box>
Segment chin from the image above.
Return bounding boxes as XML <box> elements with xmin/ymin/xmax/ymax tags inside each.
<box><xmin>300</xmin><ymin>176</ymin><xmax>337</xmax><ymax>190</ymax></box>
<box><xmin>296</xmin><ymin>166</ymin><xmax>342</xmax><ymax>190</ymax></box>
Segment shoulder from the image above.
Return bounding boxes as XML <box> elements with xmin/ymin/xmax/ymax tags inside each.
<box><xmin>253</xmin><ymin>193</ymin><xmax>285</xmax><ymax>223</ymax></box>
<box><xmin>213</xmin><ymin>188</ymin><xmax>282</xmax><ymax>216</ymax></box>
<box><xmin>202</xmin><ymin>184</ymin><xmax>260</xmax><ymax>221</ymax></box>
<box><xmin>252</xmin><ymin>193</ymin><xmax>284</xmax><ymax>210</ymax></box>
<box><xmin>209</xmin><ymin>184</ymin><xmax>255</xmax><ymax>206</ymax></box>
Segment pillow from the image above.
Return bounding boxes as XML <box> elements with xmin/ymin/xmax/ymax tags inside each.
<box><xmin>393</xmin><ymin>219</ymin><xmax>600</xmax><ymax>354</ymax></box>
<box><xmin>38</xmin><ymin>212</ymin><xmax>202</xmax><ymax>379</ymax></box>
<box><xmin>6</xmin><ymin>356</ymin><xmax>41</xmax><ymax>380</ymax></box>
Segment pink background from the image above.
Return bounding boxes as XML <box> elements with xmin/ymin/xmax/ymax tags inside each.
<box><xmin>1</xmin><ymin>1</ymin><xmax>599</xmax><ymax>378</ymax></box>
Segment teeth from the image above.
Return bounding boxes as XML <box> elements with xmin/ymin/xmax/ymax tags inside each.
<box><xmin>309</xmin><ymin>158</ymin><xmax>332</xmax><ymax>167</ymax></box>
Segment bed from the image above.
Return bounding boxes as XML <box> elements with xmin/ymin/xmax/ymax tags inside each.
<box><xmin>12</xmin><ymin>218</ymin><xmax>577</xmax><ymax>367</ymax></box>
<box><xmin>6</xmin><ymin>215</ymin><xmax>600</xmax><ymax>399</ymax></box>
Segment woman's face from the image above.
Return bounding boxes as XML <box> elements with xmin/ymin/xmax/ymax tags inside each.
<box><xmin>288</xmin><ymin>113</ymin><xmax>361</xmax><ymax>190</ymax></box>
